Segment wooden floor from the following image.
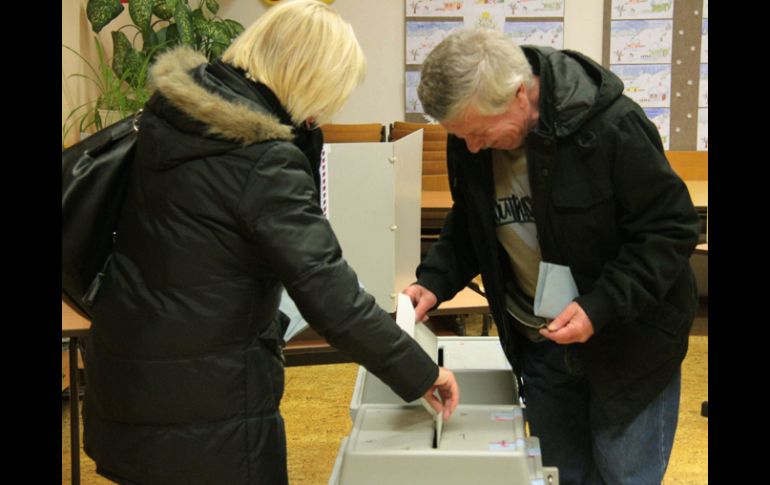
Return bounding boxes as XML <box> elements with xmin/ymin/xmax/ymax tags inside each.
<box><xmin>62</xmin><ymin>310</ymin><xmax>708</xmax><ymax>484</ymax></box>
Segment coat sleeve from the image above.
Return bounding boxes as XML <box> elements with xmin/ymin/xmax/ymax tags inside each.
<box><xmin>416</xmin><ymin>136</ymin><xmax>481</xmax><ymax>303</ymax></box>
<box><xmin>575</xmin><ymin>110</ymin><xmax>701</xmax><ymax>332</ymax></box>
<box><xmin>236</xmin><ymin>143</ymin><xmax>437</xmax><ymax>403</ymax></box>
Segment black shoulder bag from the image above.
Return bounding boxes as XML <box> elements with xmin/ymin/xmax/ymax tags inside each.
<box><xmin>62</xmin><ymin>111</ymin><xmax>141</xmax><ymax>318</ymax></box>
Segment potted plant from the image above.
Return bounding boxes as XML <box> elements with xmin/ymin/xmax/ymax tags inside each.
<box><xmin>63</xmin><ymin>0</ymin><xmax>244</xmax><ymax>144</ymax></box>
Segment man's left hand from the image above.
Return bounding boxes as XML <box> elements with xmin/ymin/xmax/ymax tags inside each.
<box><xmin>539</xmin><ymin>302</ymin><xmax>594</xmax><ymax>344</ymax></box>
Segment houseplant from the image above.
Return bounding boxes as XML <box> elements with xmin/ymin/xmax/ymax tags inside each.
<box><xmin>63</xmin><ymin>0</ymin><xmax>244</xmax><ymax>143</ymax></box>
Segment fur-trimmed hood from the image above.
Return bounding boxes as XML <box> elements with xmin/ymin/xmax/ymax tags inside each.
<box><xmin>147</xmin><ymin>46</ymin><xmax>294</xmax><ymax>146</ymax></box>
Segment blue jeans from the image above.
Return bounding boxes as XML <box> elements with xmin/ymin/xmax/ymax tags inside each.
<box><xmin>519</xmin><ymin>339</ymin><xmax>681</xmax><ymax>485</ymax></box>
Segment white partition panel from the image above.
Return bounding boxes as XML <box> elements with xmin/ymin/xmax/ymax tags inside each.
<box><xmin>325</xmin><ymin>130</ymin><xmax>423</xmax><ymax>313</ymax></box>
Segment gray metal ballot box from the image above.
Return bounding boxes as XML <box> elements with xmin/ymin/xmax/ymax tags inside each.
<box><xmin>349</xmin><ymin>336</ymin><xmax>517</xmax><ymax>421</ymax></box>
<box><xmin>331</xmin><ymin>326</ymin><xmax>559</xmax><ymax>484</ymax></box>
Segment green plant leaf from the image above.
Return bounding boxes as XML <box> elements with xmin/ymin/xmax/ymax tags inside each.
<box><xmin>165</xmin><ymin>23</ymin><xmax>181</xmax><ymax>47</ymax></box>
<box><xmin>174</xmin><ymin>1</ymin><xmax>195</xmax><ymax>45</ymax></box>
<box><xmin>205</xmin><ymin>0</ymin><xmax>219</xmax><ymax>15</ymax></box>
<box><xmin>152</xmin><ymin>0</ymin><xmax>177</xmax><ymax>20</ymax></box>
<box><xmin>222</xmin><ymin>19</ymin><xmax>245</xmax><ymax>38</ymax></box>
<box><xmin>129</xmin><ymin>0</ymin><xmax>155</xmax><ymax>34</ymax></box>
<box><xmin>111</xmin><ymin>31</ymin><xmax>133</xmax><ymax>80</ymax></box>
<box><xmin>86</xmin><ymin>0</ymin><xmax>125</xmax><ymax>33</ymax></box>
<box><xmin>123</xmin><ymin>48</ymin><xmax>149</xmax><ymax>88</ymax></box>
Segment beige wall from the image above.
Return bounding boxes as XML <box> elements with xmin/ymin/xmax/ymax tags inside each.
<box><xmin>62</xmin><ymin>0</ymin><xmax>604</xmax><ymax>136</ymax></box>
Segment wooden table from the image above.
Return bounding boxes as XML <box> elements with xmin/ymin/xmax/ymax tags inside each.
<box><xmin>427</xmin><ymin>286</ymin><xmax>492</xmax><ymax>336</ymax></box>
<box><xmin>62</xmin><ymin>299</ymin><xmax>91</xmax><ymax>485</ymax></box>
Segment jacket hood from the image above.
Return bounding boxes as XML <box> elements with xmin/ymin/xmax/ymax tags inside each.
<box><xmin>522</xmin><ymin>46</ymin><xmax>624</xmax><ymax>138</ymax></box>
<box><xmin>141</xmin><ymin>47</ymin><xmax>295</xmax><ymax>167</ymax></box>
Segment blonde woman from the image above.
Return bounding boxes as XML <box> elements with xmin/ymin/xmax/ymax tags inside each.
<box><xmin>81</xmin><ymin>2</ymin><xmax>458</xmax><ymax>484</ymax></box>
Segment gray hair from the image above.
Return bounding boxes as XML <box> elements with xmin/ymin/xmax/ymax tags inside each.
<box><xmin>417</xmin><ymin>28</ymin><xmax>533</xmax><ymax>121</ymax></box>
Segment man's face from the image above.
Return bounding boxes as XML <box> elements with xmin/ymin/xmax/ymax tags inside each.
<box><xmin>441</xmin><ymin>85</ymin><xmax>534</xmax><ymax>154</ymax></box>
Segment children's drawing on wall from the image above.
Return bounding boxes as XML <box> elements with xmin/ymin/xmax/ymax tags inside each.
<box><xmin>697</xmin><ymin>108</ymin><xmax>707</xmax><ymax>151</ymax></box>
<box><xmin>610</xmin><ymin>0</ymin><xmax>673</xmax><ymax>19</ymax></box>
<box><xmin>406</xmin><ymin>21</ymin><xmax>463</xmax><ymax>65</ymax></box>
<box><xmin>506</xmin><ymin>0</ymin><xmax>564</xmax><ymax>17</ymax></box>
<box><xmin>406</xmin><ymin>71</ymin><xmax>423</xmax><ymax>114</ymax></box>
<box><xmin>610</xmin><ymin>20</ymin><xmax>672</xmax><ymax>64</ymax></box>
<box><xmin>610</xmin><ymin>64</ymin><xmax>671</xmax><ymax>107</ymax></box>
<box><xmin>698</xmin><ymin>64</ymin><xmax>707</xmax><ymax>107</ymax></box>
<box><xmin>406</xmin><ymin>0</ymin><xmax>465</xmax><ymax>17</ymax></box>
<box><xmin>406</xmin><ymin>0</ymin><xmax>564</xmax><ymax>17</ymax></box>
<box><xmin>505</xmin><ymin>21</ymin><xmax>563</xmax><ymax>48</ymax></box>
<box><xmin>643</xmin><ymin>108</ymin><xmax>670</xmax><ymax>150</ymax></box>
<box><xmin>464</xmin><ymin>4</ymin><xmax>506</xmax><ymax>32</ymax></box>
<box><xmin>700</xmin><ymin>19</ymin><xmax>708</xmax><ymax>63</ymax></box>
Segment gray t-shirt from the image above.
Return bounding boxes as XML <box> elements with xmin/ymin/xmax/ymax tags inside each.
<box><xmin>492</xmin><ymin>148</ymin><xmax>542</xmax><ymax>298</ymax></box>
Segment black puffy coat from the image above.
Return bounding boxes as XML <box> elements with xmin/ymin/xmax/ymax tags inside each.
<box><xmin>417</xmin><ymin>46</ymin><xmax>700</xmax><ymax>424</ymax></box>
<box><xmin>83</xmin><ymin>47</ymin><xmax>438</xmax><ymax>485</ymax></box>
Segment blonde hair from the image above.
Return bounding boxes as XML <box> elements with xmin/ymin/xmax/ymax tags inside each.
<box><xmin>418</xmin><ymin>28</ymin><xmax>533</xmax><ymax>121</ymax></box>
<box><xmin>222</xmin><ymin>0</ymin><xmax>366</xmax><ymax>126</ymax></box>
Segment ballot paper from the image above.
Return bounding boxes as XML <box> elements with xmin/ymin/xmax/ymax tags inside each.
<box><xmin>533</xmin><ymin>262</ymin><xmax>580</xmax><ymax>319</ymax></box>
<box><xmin>396</xmin><ymin>293</ymin><xmax>444</xmax><ymax>446</ymax></box>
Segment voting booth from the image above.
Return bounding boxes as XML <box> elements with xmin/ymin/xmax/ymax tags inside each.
<box><xmin>323</xmin><ymin>130</ymin><xmax>423</xmax><ymax>313</ymax></box>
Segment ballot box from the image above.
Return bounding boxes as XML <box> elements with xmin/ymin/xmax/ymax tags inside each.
<box><xmin>328</xmin><ymin>404</ymin><xmax>559</xmax><ymax>485</ymax></box>
<box><xmin>349</xmin><ymin>336</ymin><xmax>517</xmax><ymax>421</ymax></box>
<box><xmin>332</xmin><ymin>304</ymin><xmax>559</xmax><ymax>484</ymax></box>
<box><xmin>323</xmin><ymin>130</ymin><xmax>423</xmax><ymax>313</ymax></box>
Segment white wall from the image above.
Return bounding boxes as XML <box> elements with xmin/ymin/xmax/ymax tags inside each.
<box><xmin>63</xmin><ymin>0</ymin><xmax>605</xmax><ymax>133</ymax></box>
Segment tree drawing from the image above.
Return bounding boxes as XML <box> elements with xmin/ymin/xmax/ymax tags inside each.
<box><xmin>409</xmin><ymin>0</ymin><xmax>424</xmax><ymax>15</ymax></box>
<box><xmin>409</xmin><ymin>47</ymin><xmax>421</xmax><ymax>62</ymax></box>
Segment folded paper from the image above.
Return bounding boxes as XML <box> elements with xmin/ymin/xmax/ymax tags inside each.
<box><xmin>533</xmin><ymin>262</ymin><xmax>579</xmax><ymax>319</ymax></box>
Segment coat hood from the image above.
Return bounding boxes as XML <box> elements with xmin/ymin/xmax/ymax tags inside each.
<box><xmin>522</xmin><ymin>46</ymin><xmax>625</xmax><ymax>138</ymax></box>
<box><xmin>140</xmin><ymin>47</ymin><xmax>295</xmax><ymax>167</ymax></box>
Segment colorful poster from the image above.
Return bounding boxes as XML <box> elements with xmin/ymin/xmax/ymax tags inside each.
<box><xmin>610</xmin><ymin>0</ymin><xmax>674</xmax><ymax>19</ymax></box>
<box><xmin>405</xmin><ymin>0</ymin><xmax>563</xmax><ymax>17</ymax></box>
<box><xmin>506</xmin><ymin>0</ymin><xmax>564</xmax><ymax>17</ymax></box>
<box><xmin>406</xmin><ymin>71</ymin><xmax>423</xmax><ymax>113</ymax></box>
<box><xmin>643</xmin><ymin>108</ymin><xmax>670</xmax><ymax>150</ymax></box>
<box><xmin>464</xmin><ymin>4</ymin><xmax>506</xmax><ymax>32</ymax></box>
<box><xmin>406</xmin><ymin>0</ymin><xmax>465</xmax><ymax>17</ymax></box>
<box><xmin>698</xmin><ymin>64</ymin><xmax>708</xmax><ymax>107</ymax></box>
<box><xmin>505</xmin><ymin>21</ymin><xmax>564</xmax><ymax>48</ymax></box>
<box><xmin>697</xmin><ymin>108</ymin><xmax>708</xmax><ymax>151</ymax></box>
<box><xmin>406</xmin><ymin>20</ymin><xmax>463</xmax><ymax>65</ymax></box>
<box><xmin>610</xmin><ymin>20</ymin><xmax>673</xmax><ymax>64</ymax></box>
<box><xmin>610</xmin><ymin>64</ymin><xmax>671</xmax><ymax>107</ymax></box>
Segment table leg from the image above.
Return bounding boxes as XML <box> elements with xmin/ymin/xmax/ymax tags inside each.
<box><xmin>481</xmin><ymin>314</ymin><xmax>491</xmax><ymax>336</ymax></box>
<box><xmin>69</xmin><ymin>336</ymin><xmax>80</xmax><ymax>485</ymax></box>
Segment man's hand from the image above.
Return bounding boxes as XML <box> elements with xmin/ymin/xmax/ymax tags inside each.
<box><xmin>423</xmin><ymin>367</ymin><xmax>459</xmax><ymax>421</ymax></box>
<box><xmin>402</xmin><ymin>284</ymin><xmax>438</xmax><ymax>323</ymax></box>
<box><xmin>539</xmin><ymin>301</ymin><xmax>595</xmax><ymax>344</ymax></box>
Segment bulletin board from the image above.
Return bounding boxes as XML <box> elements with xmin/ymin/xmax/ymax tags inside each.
<box><xmin>404</xmin><ymin>0</ymin><xmax>565</xmax><ymax>123</ymax></box>
<box><xmin>603</xmin><ymin>0</ymin><xmax>707</xmax><ymax>151</ymax></box>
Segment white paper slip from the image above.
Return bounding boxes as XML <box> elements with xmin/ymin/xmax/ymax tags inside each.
<box><xmin>395</xmin><ymin>293</ymin><xmax>416</xmax><ymax>336</ymax></box>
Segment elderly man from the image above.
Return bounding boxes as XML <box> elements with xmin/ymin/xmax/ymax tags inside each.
<box><xmin>404</xmin><ymin>28</ymin><xmax>700</xmax><ymax>484</ymax></box>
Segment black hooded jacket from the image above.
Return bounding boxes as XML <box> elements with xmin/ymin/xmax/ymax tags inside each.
<box><xmin>82</xmin><ymin>47</ymin><xmax>438</xmax><ymax>485</ymax></box>
<box><xmin>416</xmin><ymin>46</ymin><xmax>700</xmax><ymax>424</ymax></box>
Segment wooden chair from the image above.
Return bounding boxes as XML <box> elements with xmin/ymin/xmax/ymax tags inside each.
<box><xmin>320</xmin><ymin>123</ymin><xmax>385</xmax><ymax>143</ymax></box>
<box><xmin>389</xmin><ymin>121</ymin><xmax>450</xmax><ymax>192</ymax></box>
